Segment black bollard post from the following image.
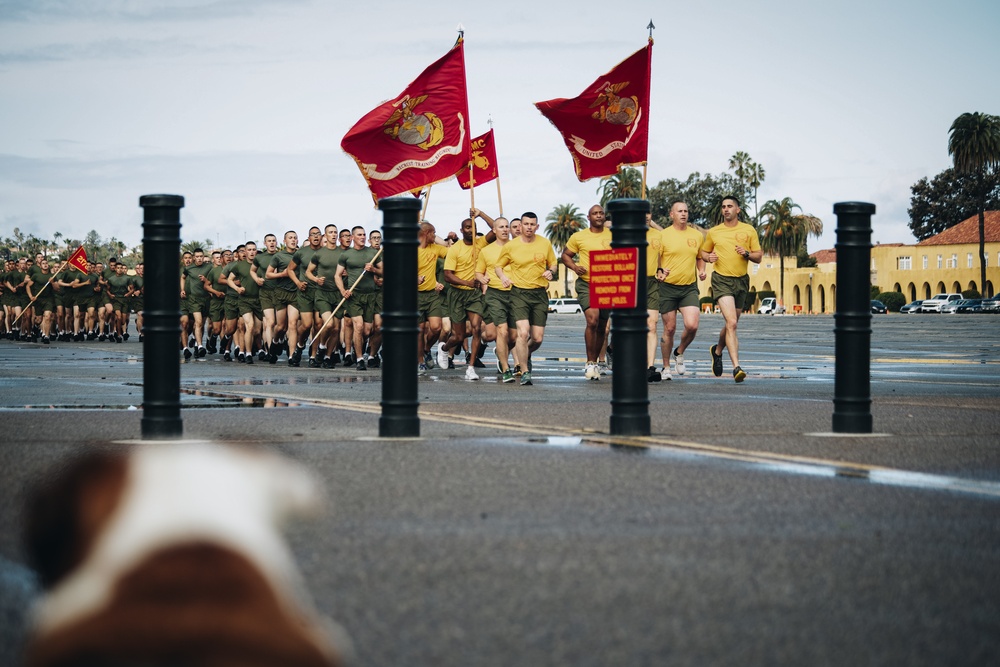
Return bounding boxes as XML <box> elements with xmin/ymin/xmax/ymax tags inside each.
<box><xmin>606</xmin><ymin>198</ymin><xmax>651</xmax><ymax>436</ymax></box>
<box><xmin>139</xmin><ymin>194</ymin><xmax>185</xmax><ymax>439</ymax></box>
<box><xmin>832</xmin><ymin>201</ymin><xmax>876</xmax><ymax>434</ymax></box>
<box><xmin>378</xmin><ymin>197</ymin><xmax>422</xmax><ymax>438</ymax></box>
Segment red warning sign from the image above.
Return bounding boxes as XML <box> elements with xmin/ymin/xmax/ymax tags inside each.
<box><xmin>588</xmin><ymin>248</ymin><xmax>639</xmax><ymax>309</ymax></box>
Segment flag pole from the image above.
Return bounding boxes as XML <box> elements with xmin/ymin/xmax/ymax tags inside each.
<box><xmin>12</xmin><ymin>261</ymin><xmax>69</xmax><ymax>327</ymax></box>
<box><xmin>641</xmin><ymin>161</ymin><xmax>648</xmax><ymax>200</ymax></box>
<box><xmin>313</xmin><ymin>246</ymin><xmax>384</xmax><ymax>340</ymax></box>
<box><xmin>496</xmin><ymin>177</ymin><xmax>504</xmax><ymax>217</ymax></box>
<box><xmin>420</xmin><ymin>186</ymin><xmax>432</xmax><ymax>223</ymax></box>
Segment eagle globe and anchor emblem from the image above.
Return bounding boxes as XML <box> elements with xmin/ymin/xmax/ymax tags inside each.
<box><xmin>383</xmin><ymin>94</ymin><xmax>445</xmax><ymax>150</ymax></box>
<box><xmin>589</xmin><ymin>80</ymin><xmax>639</xmax><ymax>127</ymax></box>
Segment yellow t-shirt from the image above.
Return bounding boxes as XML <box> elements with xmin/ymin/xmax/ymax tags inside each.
<box><xmin>564</xmin><ymin>228</ymin><xmax>612</xmax><ymax>281</ymax></box>
<box><xmin>496</xmin><ymin>236</ymin><xmax>557</xmax><ymax>289</ymax></box>
<box><xmin>443</xmin><ymin>237</ymin><xmax>488</xmax><ymax>290</ymax></box>
<box><xmin>417</xmin><ymin>243</ymin><xmax>448</xmax><ymax>292</ymax></box>
<box><xmin>645</xmin><ymin>228</ymin><xmax>662</xmax><ymax>277</ymax></box>
<box><xmin>476</xmin><ymin>241</ymin><xmax>509</xmax><ymax>291</ymax></box>
<box><xmin>701</xmin><ymin>222</ymin><xmax>760</xmax><ymax>278</ymax></box>
<box><xmin>659</xmin><ymin>225</ymin><xmax>705</xmax><ymax>285</ymax></box>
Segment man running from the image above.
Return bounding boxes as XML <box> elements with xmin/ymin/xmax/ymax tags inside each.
<box><xmin>495</xmin><ymin>212</ymin><xmax>557</xmax><ymax>386</ymax></box>
<box><xmin>476</xmin><ymin>215</ymin><xmax>515</xmax><ymax>382</ymax></box>
<box><xmin>562</xmin><ymin>204</ymin><xmax>612</xmax><ymax>381</ymax></box>
<box><xmin>700</xmin><ymin>195</ymin><xmax>761</xmax><ymax>383</ymax></box>
<box><xmin>657</xmin><ymin>201</ymin><xmax>707</xmax><ymax>380</ymax></box>
<box><xmin>439</xmin><ymin>215</ymin><xmax>490</xmax><ymax>380</ymax></box>
<box><xmin>335</xmin><ymin>226</ymin><xmax>382</xmax><ymax>371</ymax></box>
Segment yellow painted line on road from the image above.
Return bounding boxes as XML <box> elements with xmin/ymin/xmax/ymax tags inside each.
<box><xmin>194</xmin><ymin>389</ymin><xmax>1000</xmax><ymax>499</ymax></box>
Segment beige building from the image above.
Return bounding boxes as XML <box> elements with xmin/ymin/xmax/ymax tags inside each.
<box><xmin>548</xmin><ymin>211</ymin><xmax>1000</xmax><ymax>311</ymax></box>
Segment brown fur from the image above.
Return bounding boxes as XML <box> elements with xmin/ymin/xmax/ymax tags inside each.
<box><xmin>25</xmin><ymin>542</ymin><xmax>343</xmax><ymax>667</ymax></box>
<box><xmin>23</xmin><ymin>451</ymin><xmax>129</xmax><ymax>588</ymax></box>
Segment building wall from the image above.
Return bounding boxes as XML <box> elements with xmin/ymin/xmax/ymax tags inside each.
<box><xmin>547</xmin><ymin>239</ymin><xmax>1000</xmax><ymax>311</ymax></box>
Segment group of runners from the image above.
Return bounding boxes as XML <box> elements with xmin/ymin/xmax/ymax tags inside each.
<box><xmin>3</xmin><ymin>194</ymin><xmax>761</xmax><ymax>384</ymax></box>
<box><xmin>1</xmin><ymin>254</ymin><xmax>143</xmax><ymax>344</ymax></box>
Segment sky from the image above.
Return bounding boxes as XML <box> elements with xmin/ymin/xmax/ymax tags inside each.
<box><xmin>2</xmin><ymin>0</ymin><xmax>999</xmax><ymax>257</ymax></box>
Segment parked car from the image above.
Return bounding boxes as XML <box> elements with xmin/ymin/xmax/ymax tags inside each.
<box><xmin>955</xmin><ymin>299</ymin><xmax>983</xmax><ymax>313</ymax></box>
<box><xmin>900</xmin><ymin>300</ymin><xmax>924</xmax><ymax>314</ymax></box>
<box><xmin>920</xmin><ymin>293</ymin><xmax>963</xmax><ymax>312</ymax></box>
<box><xmin>758</xmin><ymin>297</ymin><xmax>785</xmax><ymax>315</ymax></box>
<box><xmin>870</xmin><ymin>300</ymin><xmax>888</xmax><ymax>314</ymax></box>
<box><xmin>982</xmin><ymin>297</ymin><xmax>1000</xmax><ymax>312</ymax></box>
<box><xmin>547</xmin><ymin>298</ymin><xmax>582</xmax><ymax>314</ymax></box>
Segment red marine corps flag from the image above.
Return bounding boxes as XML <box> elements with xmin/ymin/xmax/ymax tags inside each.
<box><xmin>342</xmin><ymin>39</ymin><xmax>471</xmax><ymax>203</ymax></box>
<box><xmin>459</xmin><ymin>129</ymin><xmax>499</xmax><ymax>189</ymax></box>
<box><xmin>534</xmin><ymin>40</ymin><xmax>652</xmax><ymax>182</ymax></box>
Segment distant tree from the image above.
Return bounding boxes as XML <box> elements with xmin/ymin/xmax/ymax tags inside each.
<box><xmin>83</xmin><ymin>230</ymin><xmax>103</xmax><ymax>261</ymax></box>
<box><xmin>729</xmin><ymin>151</ymin><xmax>766</xmax><ymax>221</ymax></box>
<box><xmin>948</xmin><ymin>111</ymin><xmax>1000</xmax><ymax>294</ymax></box>
<box><xmin>181</xmin><ymin>239</ymin><xmax>214</xmax><ymax>255</ymax></box>
<box><xmin>908</xmin><ymin>168</ymin><xmax>1000</xmax><ymax>240</ymax></box>
<box><xmin>759</xmin><ymin>197</ymin><xmax>823</xmax><ymax>306</ymax></box>
<box><xmin>545</xmin><ymin>204</ymin><xmax>587</xmax><ymax>296</ymax></box>
<box><xmin>597</xmin><ymin>167</ymin><xmax>643</xmax><ymax>207</ymax></box>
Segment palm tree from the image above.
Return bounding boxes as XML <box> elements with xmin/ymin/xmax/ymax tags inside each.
<box><xmin>545</xmin><ymin>204</ymin><xmax>586</xmax><ymax>295</ymax></box>
<box><xmin>747</xmin><ymin>161</ymin><xmax>766</xmax><ymax>222</ymax></box>
<box><xmin>728</xmin><ymin>151</ymin><xmax>751</xmax><ymax>183</ymax></box>
<box><xmin>758</xmin><ymin>197</ymin><xmax>823</xmax><ymax>307</ymax></box>
<box><xmin>949</xmin><ymin>112</ymin><xmax>1000</xmax><ymax>295</ymax></box>
<box><xmin>597</xmin><ymin>166</ymin><xmax>643</xmax><ymax>207</ymax></box>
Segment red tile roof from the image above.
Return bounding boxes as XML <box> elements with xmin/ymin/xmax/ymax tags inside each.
<box><xmin>810</xmin><ymin>248</ymin><xmax>837</xmax><ymax>264</ymax></box>
<box><xmin>917</xmin><ymin>211</ymin><xmax>1000</xmax><ymax>246</ymax></box>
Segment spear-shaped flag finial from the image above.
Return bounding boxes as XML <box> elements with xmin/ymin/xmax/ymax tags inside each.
<box><xmin>647</xmin><ymin>20</ymin><xmax>655</xmax><ymax>39</ymax></box>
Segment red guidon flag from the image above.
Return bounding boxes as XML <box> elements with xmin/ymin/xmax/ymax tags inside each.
<box><xmin>342</xmin><ymin>39</ymin><xmax>471</xmax><ymax>202</ymax></box>
<box><xmin>459</xmin><ymin>129</ymin><xmax>499</xmax><ymax>190</ymax></box>
<box><xmin>67</xmin><ymin>245</ymin><xmax>88</xmax><ymax>274</ymax></box>
<box><xmin>534</xmin><ymin>40</ymin><xmax>652</xmax><ymax>182</ymax></box>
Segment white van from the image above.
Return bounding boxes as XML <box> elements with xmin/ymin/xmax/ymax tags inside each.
<box><xmin>758</xmin><ymin>297</ymin><xmax>785</xmax><ymax>315</ymax></box>
<box><xmin>547</xmin><ymin>298</ymin><xmax>583</xmax><ymax>314</ymax></box>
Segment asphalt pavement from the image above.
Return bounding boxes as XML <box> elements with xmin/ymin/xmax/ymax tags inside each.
<box><xmin>1</xmin><ymin>313</ymin><xmax>998</xmax><ymax>666</ymax></box>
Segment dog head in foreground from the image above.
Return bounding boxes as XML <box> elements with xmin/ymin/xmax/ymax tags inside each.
<box><xmin>23</xmin><ymin>443</ymin><xmax>351</xmax><ymax>667</ymax></box>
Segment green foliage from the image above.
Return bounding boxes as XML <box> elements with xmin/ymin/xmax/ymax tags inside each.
<box><xmin>908</xmin><ymin>168</ymin><xmax>1000</xmax><ymax>240</ymax></box>
<box><xmin>962</xmin><ymin>288</ymin><xmax>982</xmax><ymax>299</ymax></box>
<box><xmin>758</xmin><ymin>197</ymin><xmax>823</xmax><ymax>306</ymax></box>
<box><xmin>544</xmin><ymin>204</ymin><xmax>586</xmax><ymax>252</ymax></box>
<box><xmin>597</xmin><ymin>167</ymin><xmax>644</xmax><ymax>207</ymax></box>
<box><xmin>729</xmin><ymin>151</ymin><xmax>767</xmax><ymax>221</ymax></box>
<box><xmin>699</xmin><ymin>296</ymin><xmax>714</xmax><ymax>306</ymax></box>
<box><xmin>876</xmin><ymin>292</ymin><xmax>906</xmax><ymax>312</ymax></box>
<box><xmin>870</xmin><ymin>286</ymin><xmax>881</xmax><ymax>299</ymax></box>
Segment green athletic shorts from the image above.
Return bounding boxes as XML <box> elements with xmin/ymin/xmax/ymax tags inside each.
<box><xmin>711</xmin><ymin>273</ymin><xmax>751</xmax><ymax>311</ymax></box>
<box><xmin>509</xmin><ymin>286</ymin><xmax>548</xmax><ymax>327</ymax></box>
<box><xmin>659</xmin><ymin>281</ymin><xmax>701</xmax><ymax>313</ymax></box>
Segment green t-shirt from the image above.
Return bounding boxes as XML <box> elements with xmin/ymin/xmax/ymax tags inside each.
<box><xmin>228</xmin><ymin>260</ymin><xmax>260</xmax><ymax>299</ymax></box>
<box><xmin>254</xmin><ymin>251</ymin><xmax>278</xmax><ymax>289</ymax></box>
<box><xmin>308</xmin><ymin>247</ymin><xmax>344</xmax><ymax>293</ymax></box>
<box><xmin>106</xmin><ymin>273</ymin><xmax>132</xmax><ymax>299</ymax></box>
<box><xmin>268</xmin><ymin>251</ymin><xmax>296</xmax><ymax>292</ymax></box>
<box><xmin>291</xmin><ymin>245</ymin><xmax>321</xmax><ymax>283</ymax></box>
<box><xmin>207</xmin><ymin>264</ymin><xmax>229</xmax><ymax>297</ymax></box>
<box><xmin>337</xmin><ymin>247</ymin><xmax>380</xmax><ymax>294</ymax></box>
<box><xmin>183</xmin><ymin>262</ymin><xmax>213</xmax><ymax>300</ymax></box>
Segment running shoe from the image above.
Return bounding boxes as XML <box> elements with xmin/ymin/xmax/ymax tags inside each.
<box><xmin>197</xmin><ymin>346</ymin><xmax>206</xmax><ymax>358</ymax></box>
<box><xmin>418</xmin><ymin>363</ymin><xmax>427</xmax><ymax>375</ymax></box>
<box><xmin>437</xmin><ymin>343</ymin><xmax>449</xmax><ymax>370</ymax></box>
<box><xmin>223</xmin><ymin>350</ymin><xmax>232</xmax><ymax>362</ymax></box>
<box><xmin>662</xmin><ymin>366</ymin><xmax>672</xmax><ymax>381</ymax></box>
<box><xmin>464</xmin><ymin>365</ymin><xmax>479</xmax><ymax>381</ymax></box>
<box><xmin>585</xmin><ymin>363</ymin><xmax>599</xmax><ymax>381</ymax></box>
<box><xmin>519</xmin><ymin>371</ymin><xmax>532</xmax><ymax>386</ymax></box>
<box><xmin>673</xmin><ymin>347</ymin><xmax>686</xmax><ymax>375</ymax></box>
<box><xmin>357</xmin><ymin>359</ymin><xmax>367</xmax><ymax>371</ymax></box>
<box><xmin>501</xmin><ymin>369</ymin><xmax>514</xmax><ymax>383</ymax></box>
<box><xmin>368</xmin><ymin>356</ymin><xmax>381</xmax><ymax>369</ymax></box>
<box><xmin>245</xmin><ymin>354</ymin><xmax>254</xmax><ymax>365</ymax></box>
<box><xmin>647</xmin><ymin>366</ymin><xmax>661</xmax><ymax>383</ymax></box>
<box><xmin>288</xmin><ymin>356</ymin><xmax>300</xmax><ymax>367</ymax></box>
<box><xmin>710</xmin><ymin>345</ymin><xmax>723</xmax><ymax>377</ymax></box>
<box><xmin>447</xmin><ymin>356</ymin><xmax>455</xmax><ymax>369</ymax></box>
<box><xmin>183</xmin><ymin>347</ymin><xmax>193</xmax><ymax>359</ymax></box>
<box><xmin>733</xmin><ymin>366</ymin><xmax>746</xmax><ymax>383</ymax></box>
<box><xmin>424</xmin><ymin>351</ymin><xmax>435</xmax><ymax>370</ymax></box>
<box><xmin>513</xmin><ymin>365</ymin><xmax>523</xmax><ymax>377</ymax></box>
<box><xmin>42</xmin><ymin>336</ymin><xmax>51</xmax><ymax>345</ymax></box>
<box><xmin>597</xmin><ymin>361</ymin><xmax>609</xmax><ymax>376</ymax></box>
<box><xmin>257</xmin><ymin>349</ymin><xmax>267</xmax><ymax>361</ymax></box>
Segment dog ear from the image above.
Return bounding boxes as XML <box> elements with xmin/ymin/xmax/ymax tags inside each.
<box><xmin>23</xmin><ymin>451</ymin><xmax>129</xmax><ymax>588</ymax></box>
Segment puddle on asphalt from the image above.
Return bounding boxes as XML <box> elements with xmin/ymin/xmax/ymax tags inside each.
<box><xmin>526</xmin><ymin>436</ymin><xmax>584</xmax><ymax>447</ymax></box>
